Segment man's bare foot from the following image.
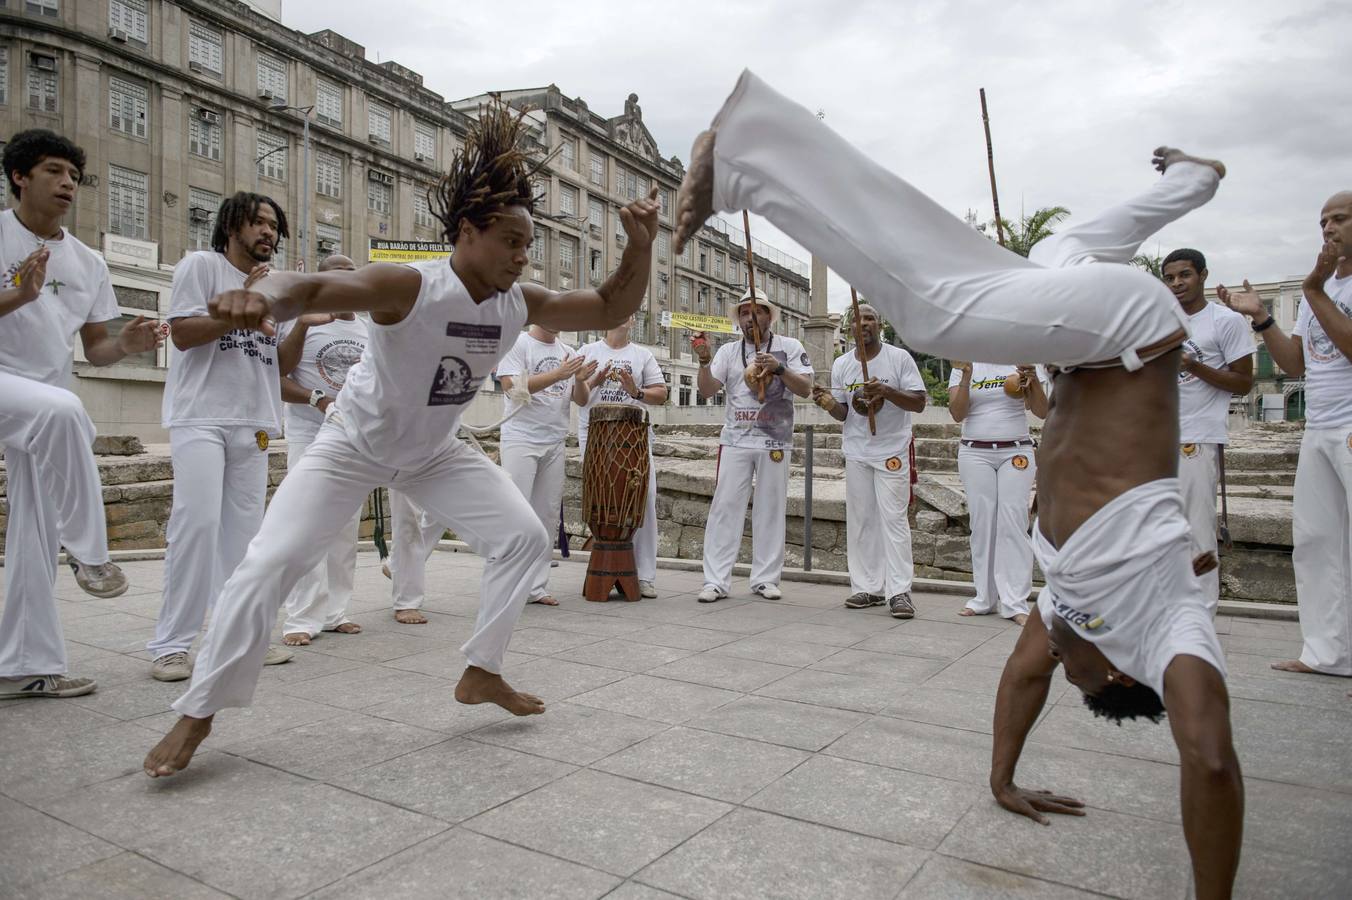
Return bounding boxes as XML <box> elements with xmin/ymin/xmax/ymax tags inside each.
<box><xmin>1012</xmin><ymin>613</ymin><xmax>1029</xmax><ymax>626</ymax></box>
<box><xmin>674</xmin><ymin>130</ymin><xmax>716</xmax><ymax>255</ymax></box>
<box><xmin>958</xmin><ymin>608</ymin><xmax>979</xmax><ymax>617</ymax></box>
<box><xmin>454</xmin><ymin>665</ymin><xmax>545</xmax><ymax>716</ymax></box>
<box><xmin>1152</xmin><ymin>146</ymin><xmax>1226</xmax><ymax>179</ymax></box>
<box><xmin>144</xmin><ymin>715</ymin><xmax>213</xmax><ymax>778</ymax></box>
<box><xmin>283</xmin><ymin>632</ymin><xmax>310</xmax><ymax>646</ymax></box>
<box><xmin>1271</xmin><ymin>659</ymin><xmax>1319</xmax><ymax>674</ymax></box>
<box><xmin>327</xmin><ymin>622</ymin><xmax>362</xmax><ymax>635</ymax></box>
<box><xmin>529</xmin><ymin>595</ymin><xmax>559</xmax><ymax>606</ymax></box>
<box><xmin>394</xmin><ymin>609</ymin><xmax>427</xmax><ymax>625</ymax></box>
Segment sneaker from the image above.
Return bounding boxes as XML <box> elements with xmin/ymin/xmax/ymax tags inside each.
<box><xmin>888</xmin><ymin>592</ymin><xmax>916</xmax><ymax>619</ymax></box>
<box><xmin>639</xmin><ymin>580</ymin><xmax>657</xmax><ymax>598</ymax></box>
<box><xmin>752</xmin><ymin>583</ymin><xmax>782</xmax><ymax>600</ymax></box>
<box><xmin>69</xmin><ymin>559</ymin><xmax>128</xmax><ymax>599</ymax></box>
<box><xmin>844</xmin><ymin>592</ymin><xmax>884</xmax><ymax>609</ymax></box>
<box><xmin>697</xmin><ymin>584</ymin><xmax>728</xmax><ymax>604</ymax></box>
<box><xmin>151</xmin><ymin>652</ymin><xmax>193</xmax><ymax>682</ymax></box>
<box><xmin>0</xmin><ymin>674</ymin><xmax>97</xmax><ymax>699</ymax></box>
<box><xmin>264</xmin><ymin>645</ymin><xmax>294</xmax><ymax>666</ymax></box>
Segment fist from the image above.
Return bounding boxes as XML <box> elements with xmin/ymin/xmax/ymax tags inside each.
<box><xmin>811</xmin><ymin>385</ymin><xmax>835</xmax><ymax>410</ymax></box>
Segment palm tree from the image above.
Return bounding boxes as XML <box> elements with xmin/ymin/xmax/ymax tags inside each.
<box><xmin>1130</xmin><ymin>253</ymin><xmax>1164</xmax><ymax>278</ymax></box>
<box><xmin>992</xmin><ymin>206</ymin><xmax>1071</xmax><ymax>258</ymax></box>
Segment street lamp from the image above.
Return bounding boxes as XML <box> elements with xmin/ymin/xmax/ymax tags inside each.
<box><xmin>266</xmin><ymin>101</ymin><xmax>313</xmax><ymax>269</ymax></box>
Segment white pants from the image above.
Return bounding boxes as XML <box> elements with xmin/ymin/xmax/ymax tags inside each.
<box><xmin>0</xmin><ymin>372</ymin><xmax>110</xmax><ymax>678</ymax></box>
<box><xmin>1291</xmin><ymin>427</ymin><xmax>1352</xmax><ymax>675</ymax></box>
<box><xmin>501</xmin><ymin>441</ymin><xmax>566</xmax><ymax>600</ymax></box>
<box><xmin>281</xmin><ymin>438</ymin><xmax>357</xmax><ymax>636</ymax></box>
<box><xmin>580</xmin><ymin>437</ymin><xmax>658</xmax><ymax>583</ymax></box>
<box><xmin>845</xmin><ymin>456</ymin><xmax>913</xmax><ymax>597</ymax></box>
<box><xmin>958</xmin><ymin>444</ymin><xmax>1036</xmax><ymax>617</ymax></box>
<box><xmin>149</xmin><ymin>425</ymin><xmax>269</xmax><ymax>659</ymax></box>
<box><xmin>1178</xmin><ymin>442</ymin><xmax>1221</xmax><ymax>616</ymax></box>
<box><xmin>172</xmin><ymin>423</ymin><xmax>548</xmax><ymax>717</ymax></box>
<box><xmin>708</xmin><ymin>70</ymin><xmax>1218</xmax><ymax>369</ymax></box>
<box><xmin>387</xmin><ymin>487</ymin><xmax>444</xmax><ymax>611</ymax></box>
<box><xmin>702</xmin><ymin>445</ymin><xmax>788</xmax><ymax>591</ymax></box>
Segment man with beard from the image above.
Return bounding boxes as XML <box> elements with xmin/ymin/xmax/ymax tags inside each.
<box><xmin>148</xmin><ymin>192</ymin><xmax>294</xmax><ymax>681</ymax></box>
<box><xmin>693</xmin><ymin>290</ymin><xmax>813</xmax><ymax>602</ymax></box>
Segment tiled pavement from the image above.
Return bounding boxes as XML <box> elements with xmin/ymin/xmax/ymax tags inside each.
<box><xmin>1</xmin><ymin>553</ymin><xmax>1348</xmax><ymax>899</ymax></box>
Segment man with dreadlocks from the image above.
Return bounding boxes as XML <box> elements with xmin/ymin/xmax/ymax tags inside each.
<box><xmin>144</xmin><ymin>106</ymin><xmax>661</xmax><ymax>778</ymax></box>
<box><xmin>148</xmin><ymin>191</ymin><xmax>296</xmax><ymax>683</ymax></box>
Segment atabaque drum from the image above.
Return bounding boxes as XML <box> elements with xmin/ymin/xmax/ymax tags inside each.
<box><xmin>581</xmin><ymin>404</ymin><xmax>650</xmax><ymax>601</ymax></box>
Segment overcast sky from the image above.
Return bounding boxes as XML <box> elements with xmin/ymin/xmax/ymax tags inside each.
<box><xmin>283</xmin><ymin>0</ymin><xmax>1346</xmax><ymax>312</ymax></box>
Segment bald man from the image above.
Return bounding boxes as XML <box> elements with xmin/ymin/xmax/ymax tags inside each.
<box><xmin>276</xmin><ymin>253</ymin><xmax>367</xmax><ymax>645</ymax></box>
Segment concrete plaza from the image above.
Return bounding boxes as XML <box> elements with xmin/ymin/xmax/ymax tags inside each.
<box><xmin>1</xmin><ymin>552</ymin><xmax>1348</xmax><ymax>899</ymax></box>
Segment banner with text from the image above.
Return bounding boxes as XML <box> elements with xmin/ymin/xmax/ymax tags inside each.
<box><xmin>368</xmin><ymin>239</ymin><xmax>453</xmax><ymax>263</ymax></box>
<box><xmin>660</xmin><ymin>310</ymin><xmax>737</xmax><ymax>334</ymax></box>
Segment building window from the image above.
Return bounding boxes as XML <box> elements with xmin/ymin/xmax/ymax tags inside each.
<box><xmin>656</xmin><ymin>229</ymin><xmax>670</xmax><ymax>262</ymax></box>
<box><xmin>109</xmin><ymin>0</ymin><xmax>148</xmax><ymax>43</ymax></box>
<box><xmin>187</xmin><ymin>187</ymin><xmax>221</xmax><ymax>251</ymax></box>
<box><xmin>26</xmin><ymin>0</ymin><xmax>58</xmax><ymax>17</ymax></box>
<box><xmin>714</xmin><ymin>252</ymin><xmax>725</xmax><ymax>280</ymax></box>
<box><xmin>315</xmin><ymin>152</ymin><xmax>341</xmax><ymax>199</ymax></box>
<box><xmin>614</xmin><ymin>206</ymin><xmax>626</xmax><ymax>242</ymax></box>
<box><xmin>256</xmin><ymin>52</ymin><xmax>287</xmax><ymax>103</ymax></box>
<box><xmin>108</xmin><ymin>77</ymin><xmax>148</xmax><ymax>139</ymax></box>
<box><xmin>558</xmin><ymin>234</ymin><xmax>577</xmax><ymax>276</ymax></box>
<box><xmin>679</xmin><ymin>387</ymin><xmax>691</xmax><ymax>407</ymax></box>
<box><xmin>316</xmin><ymin>79</ymin><xmax>342</xmax><ymax>126</ymax></box>
<box><xmin>367</xmin><ymin>101</ymin><xmax>391</xmax><ymax>143</ymax></box>
<box><xmin>188</xmin><ymin>20</ymin><xmax>223</xmax><ymax>75</ymax></box>
<box><xmin>531</xmin><ymin>178</ymin><xmax>548</xmax><ymax>213</ymax></box>
<box><xmin>729</xmin><ymin>258</ymin><xmax>740</xmax><ymax>284</ymax></box>
<box><xmin>588</xmin><ymin>198</ymin><xmax>604</xmax><ymax>231</ymax></box>
<box><xmin>189</xmin><ymin>107</ymin><xmax>222</xmax><ymax>161</ymax></box>
<box><xmin>256</xmin><ymin>132</ymin><xmax>286</xmax><ymax>181</ymax></box>
<box><xmin>107</xmin><ymin>165</ymin><xmax>148</xmax><ymax>239</ymax></box>
<box><xmin>589</xmin><ymin>153</ymin><xmax>605</xmax><ymax>187</ymax></box>
<box><xmin>589</xmin><ymin>248</ymin><xmax>603</xmax><ymax>282</ymax></box>
<box><xmin>559</xmin><ymin>184</ymin><xmax>578</xmax><ymax>218</ymax></box>
<box><xmin>698</xmin><ymin>249</ymin><xmax>707</xmax><ymax>273</ymax></box>
<box><xmin>414</xmin><ymin>190</ymin><xmax>434</xmax><ymax>228</ymax></box>
<box><xmin>0</xmin><ymin>48</ymin><xmax>8</xmax><ymax>106</ymax></box>
<box><xmin>660</xmin><ymin>187</ymin><xmax>673</xmax><ymax>220</ymax></box>
<box><xmin>26</xmin><ymin>57</ymin><xmax>57</xmax><ymax>113</ymax></box>
<box><xmin>529</xmin><ymin>226</ymin><xmax>546</xmax><ymax>267</ymax></box>
<box><xmin>678</xmin><ymin>278</ymin><xmax>691</xmax><ymax>311</ymax></box>
<box><xmin>314</xmin><ymin>222</ymin><xmax>341</xmax><ymax>258</ymax></box>
<box><xmin>679</xmin><ymin>238</ymin><xmax>693</xmax><ymax>268</ymax></box>
<box><xmin>367</xmin><ymin>176</ymin><xmax>392</xmax><ymax>215</ymax></box>
<box><xmin>414</xmin><ymin>121</ymin><xmax>435</xmax><ymax>161</ymax></box>
<box><xmin>560</xmin><ymin>134</ymin><xmax>577</xmax><ymax>171</ymax></box>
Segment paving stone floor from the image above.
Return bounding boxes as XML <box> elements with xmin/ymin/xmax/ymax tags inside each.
<box><xmin>1</xmin><ymin>553</ymin><xmax>1349</xmax><ymax>899</ymax></box>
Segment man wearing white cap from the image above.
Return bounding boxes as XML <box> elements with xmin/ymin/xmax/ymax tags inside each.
<box><xmin>693</xmin><ymin>290</ymin><xmax>813</xmax><ymax>602</ymax></box>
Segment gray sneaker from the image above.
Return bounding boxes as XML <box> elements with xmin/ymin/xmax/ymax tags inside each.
<box><xmin>888</xmin><ymin>592</ymin><xmax>916</xmax><ymax>619</ymax></box>
<box><xmin>0</xmin><ymin>674</ymin><xmax>97</xmax><ymax>699</ymax></box>
<box><xmin>264</xmin><ymin>645</ymin><xmax>293</xmax><ymax>666</ymax></box>
<box><xmin>151</xmin><ymin>652</ymin><xmax>193</xmax><ymax>682</ymax></box>
<box><xmin>845</xmin><ymin>592</ymin><xmax>884</xmax><ymax>609</ymax></box>
<box><xmin>70</xmin><ymin>559</ymin><xmax>128</xmax><ymax>599</ymax></box>
<box><xmin>639</xmin><ymin>580</ymin><xmax>657</xmax><ymax>598</ymax></box>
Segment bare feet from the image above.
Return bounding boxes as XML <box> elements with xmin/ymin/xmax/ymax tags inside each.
<box><xmin>282</xmin><ymin>632</ymin><xmax>311</xmax><ymax>646</ymax></box>
<box><xmin>1012</xmin><ymin>613</ymin><xmax>1029</xmax><ymax>626</ymax></box>
<box><xmin>394</xmin><ymin>609</ymin><xmax>427</xmax><ymax>625</ymax></box>
<box><xmin>454</xmin><ymin>665</ymin><xmax>545</xmax><ymax>716</ymax></box>
<box><xmin>958</xmin><ymin>608</ymin><xmax>979</xmax><ymax>617</ymax></box>
<box><xmin>1271</xmin><ymin>659</ymin><xmax>1319</xmax><ymax>674</ymax></box>
<box><xmin>529</xmin><ymin>595</ymin><xmax>559</xmax><ymax>606</ymax></box>
<box><xmin>674</xmin><ymin>129</ymin><xmax>716</xmax><ymax>255</ymax></box>
<box><xmin>1152</xmin><ymin>146</ymin><xmax>1226</xmax><ymax>179</ymax></box>
<box><xmin>144</xmin><ymin>715</ymin><xmax>213</xmax><ymax>778</ymax></box>
<box><xmin>328</xmin><ymin>622</ymin><xmax>362</xmax><ymax>635</ymax></box>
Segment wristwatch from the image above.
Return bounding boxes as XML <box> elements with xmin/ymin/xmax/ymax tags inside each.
<box><xmin>633</xmin><ymin>387</ymin><xmax>646</xmax><ymax>402</ymax></box>
<box><xmin>308</xmin><ymin>389</ymin><xmax>327</xmax><ymax>408</ymax></box>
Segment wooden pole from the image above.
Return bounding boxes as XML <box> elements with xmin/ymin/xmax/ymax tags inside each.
<box><xmin>850</xmin><ymin>287</ymin><xmax>877</xmax><ymax>436</ymax></box>
<box><xmin>979</xmin><ymin>88</ymin><xmax>1006</xmax><ymax>247</ymax></box>
<box><xmin>741</xmin><ymin>210</ymin><xmax>765</xmax><ymax>401</ymax></box>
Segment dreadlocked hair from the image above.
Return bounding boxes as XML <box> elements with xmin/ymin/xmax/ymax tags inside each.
<box><xmin>211</xmin><ymin>191</ymin><xmax>289</xmax><ymax>254</ymax></box>
<box><xmin>434</xmin><ymin>102</ymin><xmax>546</xmax><ymax>246</ymax></box>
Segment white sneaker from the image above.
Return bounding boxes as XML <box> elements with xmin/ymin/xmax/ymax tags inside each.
<box><xmin>0</xmin><ymin>674</ymin><xmax>97</xmax><ymax>699</ymax></box>
<box><xmin>151</xmin><ymin>652</ymin><xmax>193</xmax><ymax>682</ymax></box>
<box><xmin>264</xmin><ymin>645</ymin><xmax>294</xmax><ymax>666</ymax></box>
<box><xmin>752</xmin><ymin>583</ymin><xmax>783</xmax><ymax>600</ymax></box>
<box><xmin>639</xmin><ymin>580</ymin><xmax>657</xmax><ymax>598</ymax></box>
<box><xmin>697</xmin><ymin>584</ymin><xmax>728</xmax><ymax>604</ymax></box>
<box><xmin>69</xmin><ymin>559</ymin><xmax>128</xmax><ymax>599</ymax></box>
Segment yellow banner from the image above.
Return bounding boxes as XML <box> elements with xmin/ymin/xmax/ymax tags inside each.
<box><xmin>368</xmin><ymin>240</ymin><xmax>452</xmax><ymax>263</ymax></box>
<box><xmin>661</xmin><ymin>311</ymin><xmax>737</xmax><ymax>334</ymax></box>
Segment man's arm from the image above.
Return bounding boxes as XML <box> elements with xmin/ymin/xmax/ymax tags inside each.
<box><xmin>279</xmin><ymin>375</ymin><xmax>334</xmax><ymax>413</ymax></box>
<box><xmin>948</xmin><ymin>364</ymin><xmax>972</xmax><ymax>421</ymax></box>
<box><xmin>1021</xmin><ymin>366</ymin><xmax>1050</xmax><ymax>419</ymax></box>
<box><xmin>207</xmin><ymin>264</ymin><xmax>422</xmax><ymax>334</ymax></box>
<box><xmin>1162</xmin><ymin>655</ymin><xmax>1243</xmax><ymax>900</ymax></box>
<box><xmin>1302</xmin><ymin>240</ymin><xmax>1352</xmax><ymax>359</ymax></box>
<box><xmin>1182</xmin><ymin>354</ymin><xmax>1254</xmax><ymax>395</ymax></box>
<box><xmin>695</xmin><ymin>343</ymin><xmax>724</xmax><ymax>399</ymax></box>
<box><xmin>79</xmin><ymin>316</ymin><xmax>163</xmax><ymax>367</ymax></box>
<box><xmin>172</xmin><ymin>261</ymin><xmax>276</xmax><ymax>349</ymax></box>
<box><xmin>990</xmin><ymin>610</ymin><xmax>1086</xmax><ymax>823</ymax></box>
<box><xmin>1218</xmin><ymin>282</ymin><xmax>1304</xmax><ymax>376</ymax></box>
<box><xmin>884</xmin><ymin>386</ymin><xmax>926</xmax><ymax>413</ymax></box>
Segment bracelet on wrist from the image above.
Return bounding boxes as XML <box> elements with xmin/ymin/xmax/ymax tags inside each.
<box><xmin>1252</xmin><ymin>315</ymin><xmax>1276</xmax><ymax>333</ymax></box>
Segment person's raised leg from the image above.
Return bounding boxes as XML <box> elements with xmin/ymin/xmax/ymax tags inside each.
<box><xmin>958</xmin><ymin>448</ymin><xmax>1000</xmax><ymax>615</ymax></box>
<box><xmin>992</xmin><ymin>450</ymin><xmax>1036</xmax><ymax>623</ymax></box>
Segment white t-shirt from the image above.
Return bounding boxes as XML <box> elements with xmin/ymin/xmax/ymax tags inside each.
<box><xmin>1292</xmin><ymin>274</ymin><xmax>1352</xmax><ymax>428</ymax></box>
<box><xmin>339</xmin><ymin>259</ymin><xmax>527</xmax><ymax>469</ymax></box>
<box><xmin>497</xmin><ymin>332</ymin><xmax>575</xmax><ymax>446</ymax></box>
<box><xmin>0</xmin><ymin>209</ymin><xmax>119</xmax><ymax>387</ymax></box>
<box><xmin>947</xmin><ymin>363</ymin><xmax>1046</xmax><ymax>442</ymax></box>
<box><xmin>161</xmin><ymin>251</ymin><xmax>284</xmax><ymax>432</ymax></box>
<box><xmin>1177</xmin><ymin>302</ymin><xmax>1252</xmax><ymax>444</ymax></box>
<box><xmin>575</xmin><ymin>339</ymin><xmax>663</xmax><ymax>449</ymax></box>
<box><xmin>709</xmin><ymin>334</ymin><xmax>814</xmax><ymax>450</ymax></box>
<box><xmin>276</xmin><ymin>315</ymin><xmax>369</xmax><ymax>444</ymax></box>
<box><xmin>1034</xmin><ymin>478</ymin><xmax>1225</xmax><ymax>698</ymax></box>
<box><xmin>831</xmin><ymin>344</ymin><xmax>926</xmax><ymax>461</ymax></box>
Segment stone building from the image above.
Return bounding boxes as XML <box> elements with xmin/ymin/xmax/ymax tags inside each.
<box><xmin>1205</xmin><ymin>277</ymin><xmax>1306</xmax><ymax>421</ymax></box>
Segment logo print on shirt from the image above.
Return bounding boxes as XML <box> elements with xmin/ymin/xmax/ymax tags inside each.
<box><xmin>315</xmin><ymin>339</ymin><xmax>365</xmax><ymax>391</ymax></box>
<box><xmin>428</xmin><ymin>356</ymin><xmax>483</xmax><ymax>406</ymax></box>
<box><xmin>1307</xmin><ymin>298</ymin><xmax>1352</xmax><ymax>364</ymax></box>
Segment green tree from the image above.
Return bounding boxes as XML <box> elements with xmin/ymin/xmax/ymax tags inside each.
<box><xmin>992</xmin><ymin>206</ymin><xmax>1071</xmax><ymax>258</ymax></box>
<box><xmin>1130</xmin><ymin>253</ymin><xmax>1164</xmax><ymax>278</ymax></box>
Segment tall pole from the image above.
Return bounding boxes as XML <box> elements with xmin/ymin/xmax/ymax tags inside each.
<box><xmin>849</xmin><ymin>287</ymin><xmax>876</xmax><ymax>436</ymax></box>
<box><xmin>979</xmin><ymin>88</ymin><xmax>1006</xmax><ymax>247</ymax></box>
<box><xmin>301</xmin><ymin>110</ymin><xmax>311</xmax><ymax>269</ymax></box>
<box><xmin>741</xmin><ymin>210</ymin><xmax>765</xmax><ymax>401</ymax></box>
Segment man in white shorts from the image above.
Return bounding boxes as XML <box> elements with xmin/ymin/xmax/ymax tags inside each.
<box><xmin>674</xmin><ymin>71</ymin><xmax>1242</xmax><ymax>897</ymax></box>
<box><xmin>144</xmin><ymin>106</ymin><xmax>661</xmax><ymax>778</ymax></box>
<box><xmin>276</xmin><ymin>253</ymin><xmax>367</xmax><ymax>645</ymax></box>
<box><xmin>1161</xmin><ymin>248</ymin><xmax>1253</xmax><ymax>615</ymax></box>
<box><xmin>497</xmin><ymin>323</ymin><xmax>596</xmax><ymax>605</ymax></box>
<box><xmin>574</xmin><ymin>314</ymin><xmax>667</xmax><ymax>597</ymax></box>
<box><xmin>148</xmin><ymin>192</ymin><xmax>294</xmax><ymax>681</ymax></box>
<box><xmin>0</xmin><ymin>129</ymin><xmax>158</xmax><ymax>699</ymax></box>
<box><xmin>811</xmin><ymin>303</ymin><xmax>926</xmax><ymax>617</ymax></box>
<box><xmin>693</xmin><ymin>291</ymin><xmax>813</xmax><ymax>602</ymax></box>
<box><xmin>1218</xmin><ymin>192</ymin><xmax>1352</xmax><ymax>681</ymax></box>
